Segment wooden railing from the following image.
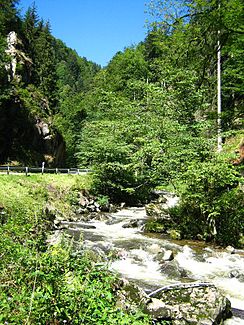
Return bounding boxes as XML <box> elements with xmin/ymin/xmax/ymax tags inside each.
<box><xmin>0</xmin><ymin>166</ymin><xmax>93</xmax><ymax>175</ymax></box>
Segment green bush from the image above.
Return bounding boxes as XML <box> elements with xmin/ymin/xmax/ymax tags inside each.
<box><xmin>170</xmin><ymin>159</ymin><xmax>244</xmax><ymax>247</ymax></box>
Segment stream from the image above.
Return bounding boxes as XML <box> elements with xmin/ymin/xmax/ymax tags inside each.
<box><xmin>62</xmin><ymin>196</ymin><xmax>244</xmax><ymax>324</ymax></box>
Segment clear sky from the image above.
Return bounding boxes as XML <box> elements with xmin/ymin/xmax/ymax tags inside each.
<box><xmin>17</xmin><ymin>0</ymin><xmax>149</xmax><ymax>67</ymax></box>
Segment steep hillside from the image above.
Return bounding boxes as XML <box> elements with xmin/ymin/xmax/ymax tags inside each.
<box><xmin>0</xmin><ymin>2</ymin><xmax>100</xmax><ymax>166</ymax></box>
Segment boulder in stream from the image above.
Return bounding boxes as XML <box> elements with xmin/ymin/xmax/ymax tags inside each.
<box><xmin>162</xmin><ymin>249</ymin><xmax>174</xmax><ymax>262</ymax></box>
<box><xmin>145</xmin><ymin>203</ymin><xmax>171</xmax><ymax>219</ymax></box>
<box><xmin>160</xmin><ymin>259</ymin><xmax>188</xmax><ymax>279</ymax></box>
<box><xmin>122</xmin><ymin>219</ymin><xmax>145</xmax><ymax>229</ymax></box>
<box><xmin>147</xmin><ymin>283</ymin><xmax>232</xmax><ymax>325</ymax></box>
<box><xmin>114</xmin><ymin>278</ymin><xmax>150</xmax><ymax>312</ymax></box>
<box><xmin>115</xmin><ymin>279</ymin><xmax>232</xmax><ymax>325</ymax></box>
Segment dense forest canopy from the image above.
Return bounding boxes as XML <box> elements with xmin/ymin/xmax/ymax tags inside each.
<box><xmin>0</xmin><ymin>0</ymin><xmax>243</xmax><ymax>245</ymax></box>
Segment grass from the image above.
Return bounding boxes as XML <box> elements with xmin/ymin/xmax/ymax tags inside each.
<box><xmin>0</xmin><ymin>174</ymin><xmax>152</xmax><ymax>324</ymax></box>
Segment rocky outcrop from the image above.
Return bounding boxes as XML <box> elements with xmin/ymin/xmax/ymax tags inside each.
<box><xmin>122</xmin><ymin>219</ymin><xmax>145</xmax><ymax>229</ymax></box>
<box><xmin>147</xmin><ymin>283</ymin><xmax>232</xmax><ymax>324</ymax></box>
<box><xmin>0</xmin><ymin>31</ymin><xmax>66</xmax><ymax>166</ymax></box>
<box><xmin>75</xmin><ymin>191</ymin><xmax>114</xmax><ymax>217</ymax></box>
<box><xmin>115</xmin><ymin>280</ymin><xmax>232</xmax><ymax>324</ymax></box>
<box><xmin>233</xmin><ymin>137</ymin><xmax>244</xmax><ymax>166</ymax></box>
<box><xmin>114</xmin><ymin>279</ymin><xmax>150</xmax><ymax>312</ymax></box>
<box><xmin>5</xmin><ymin>31</ymin><xmax>32</xmax><ymax>82</ymax></box>
<box><xmin>34</xmin><ymin>118</ymin><xmax>65</xmax><ymax>166</ymax></box>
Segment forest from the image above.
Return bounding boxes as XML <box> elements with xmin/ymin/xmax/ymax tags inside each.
<box><xmin>0</xmin><ymin>0</ymin><xmax>243</xmax><ymax>322</ymax></box>
<box><xmin>1</xmin><ymin>0</ymin><xmax>243</xmax><ymax>245</ymax></box>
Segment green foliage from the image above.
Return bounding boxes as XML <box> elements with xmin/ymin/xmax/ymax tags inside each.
<box><xmin>53</xmin><ymin>91</ymin><xmax>86</xmax><ymax>166</ymax></box>
<box><xmin>144</xmin><ymin>217</ymin><xmax>166</xmax><ymax>233</ymax></box>
<box><xmin>0</xmin><ymin>175</ymin><xmax>151</xmax><ymax>324</ymax></box>
<box><xmin>170</xmin><ymin>159</ymin><xmax>244</xmax><ymax>247</ymax></box>
<box><xmin>1</xmin><ymin>0</ymin><xmax>243</xmax><ymax>250</ymax></box>
<box><xmin>77</xmin><ymin>81</ymin><xmax>212</xmax><ymax>204</ymax></box>
<box><xmin>0</xmin><ymin>240</ymin><xmax>150</xmax><ymax>324</ymax></box>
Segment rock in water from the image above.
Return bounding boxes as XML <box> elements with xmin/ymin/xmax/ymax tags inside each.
<box><xmin>147</xmin><ymin>283</ymin><xmax>232</xmax><ymax>324</ymax></box>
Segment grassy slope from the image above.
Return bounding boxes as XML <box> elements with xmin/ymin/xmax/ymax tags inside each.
<box><xmin>0</xmin><ymin>174</ymin><xmax>151</xmax><ymax>324</ymax></box>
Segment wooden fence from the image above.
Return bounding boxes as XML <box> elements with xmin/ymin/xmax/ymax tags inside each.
<box><xmin>0</xmin><ymin>166</ymin><xmax>93</xmax><ymax>176</ymax></box>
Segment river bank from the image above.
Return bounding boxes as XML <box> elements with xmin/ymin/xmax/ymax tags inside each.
<box><xmin>0</xmin><ymin>174</ymin><xmax>243</xmax><ymax>324</ymax></box>
<box><xmin>0</xmin><ymin>174</ymin><xmax>151</xmax><ymax>324</ymax></box>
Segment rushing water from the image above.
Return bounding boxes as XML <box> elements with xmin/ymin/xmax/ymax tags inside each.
<box><xmin>62</xmin><ymin>200</ymin><xmax>244</xmax><ymax>324</ymax></box>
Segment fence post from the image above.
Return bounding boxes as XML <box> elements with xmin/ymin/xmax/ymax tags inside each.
<box><xmin>25</xmin><ymin>166</ymin><xmax>28</xmax><ymax>176</ymax></box>
<box><xmin>56</xmin><ymin>168</ymin><xmax>58</xmax><ymax>174</ymax></box>
<box><xmin>7</xmin><ymin>165</ymin><xmax>10</xmax><ymax>175</ymax></box>
<box><xmin>42</xmin><ymin>162</ymin><xmax>45</xmax><ymax>175</ymax></box>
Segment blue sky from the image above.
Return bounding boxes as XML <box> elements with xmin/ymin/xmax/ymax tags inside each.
<box><xmin>18</xmin><ymin>0</ymin><xmax>149</xmax><ymax>67</ymax></box>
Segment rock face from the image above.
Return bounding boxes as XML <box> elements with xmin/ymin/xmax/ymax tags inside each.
<box><xmin>5</xmin><ymin>31</ymin><xmax>32</xmax><ymax>82</ymax></box>
<box><xmin>146</xmin><ymin>283</ymin><xmax>232</xmax><ymax>325</ymax></box>
<box><xmin>0</xmin><ymin>31</ymin><xmax>66</xmax><ymax>166</ymax></box>
<box><xmin>34</xmin><ymin>118</ymin><xmax>65</xmax><ymax>166</ymax></box>
<box><xmin>233</xmin><ymin>137</ymin><xmax>244</xmax><ymax>166</ymax></box>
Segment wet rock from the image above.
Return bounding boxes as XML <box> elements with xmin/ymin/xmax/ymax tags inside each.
<box><xmin>160</xmin><ymin>260</ymin><xmax>188</xmax><ymax>279</ymax></box>
<box><xmin>162</xmin><ymin>250</ymin><xmax>174</xmax><ymax>261</ymax></box>
<box><xmin>94</xmin><ymin>213</ymin><xmax>112</xmax><ymax>222</ymax></box>
<box><xmin>90</xmin><ymin>242</ymin><xmax>117</xmax><ymax>258</ymax></box>
<box><xmin>54</xmin><ymin>219</ymin><xmax>61</xmax><ymax>227</ymax></box>
<box><xmin>226</xmin><ymin>246</ymin><xmax>236</xmax><ymax>254</ymax></box>
<box><xmin>86</xmin><ymin>212</ymin><xmax>99</xmax><ymax>221</ymax></box>
<box><xmin>87</xmin><ymin>204</ymin><xmax>96</xmax><ymax>212</ymax></box>
<box><xmin>106</xmin><ymin>217</ymin><xmax>122</xmax><ymax>225</ymax></box>
<box><xmin>145</xmin><ymin>298</ymin><xmax>170</xmax><ymax>320</ymax></box>
<box><xmin>108</xmin><ymin>204</ymin><xmax>118</xmax><ymax>213</ymax></box>
<box><xmin>114</xmin><ymin>279</ymin><xmax>150</xmax><ymax>312</ymax></box>
<box><xmin>122</xmin><ymin>219</ymin><xmax>145</xmax><ymax>229</ymax></box>
<box><xmin>89</xmin><ymin>246</ymin><xmax>106</xmax><ymax>259</ymax></box>
<box><xmin>147</xmin><ymin>244</ymin><xmax>162</xmax><ymax>255</ymax></box>
<box><xmin>79</xmin><ymin>195</ymin><xmax>89</xmax><ymax>207</ymax></box>
<box><xmin>229</xmin><ymin>269</ymin><xmax>244</xmax><ymax>282</ymax></box>
<box><xmin>77</xmin><ymin>223</ymin><xmax>96</xmax><ymax>230</ymax></box>
<box><xmin>116</xmin><ymin>249</ymin><xmax>128</xmax><ymax>260</ymax></box>
<box><xmin>149</xmin><ymin>284</ymin><xmax>232</xmax><ymax>325</ymax></box>
<box><xmin>76</xmin><ymin>207</ymin><xmax>88</xmax><ymax>214</ymax></box>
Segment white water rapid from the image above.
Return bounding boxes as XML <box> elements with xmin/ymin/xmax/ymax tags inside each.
<box><xmin>63</xmin><ymin>203</ymin><xmax>244</xmax><ymax>324</ymax></box>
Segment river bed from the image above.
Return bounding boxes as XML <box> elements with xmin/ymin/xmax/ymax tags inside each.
<box><xmin>62</xmin><ymin>206</ymin><xmax>244</xmax><ymax>324</ymax></box>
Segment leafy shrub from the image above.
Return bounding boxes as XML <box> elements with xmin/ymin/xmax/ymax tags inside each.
<box><xmin>170</xmin><ymin>159</ymin><xmax>244</xmax><ymax>247</ymax></box>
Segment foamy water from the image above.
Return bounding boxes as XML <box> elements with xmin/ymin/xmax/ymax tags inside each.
<box><xmin>63</xmin><ymin>200</ymin><xmax>244</xmax><ymax>324</ymax></box>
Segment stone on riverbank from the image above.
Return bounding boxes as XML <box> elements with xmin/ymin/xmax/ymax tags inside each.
<box><xmin>147</xmin><ymin>283</ymin><xmax>232</xmax><ymax>324</ymax></box>
<box><xmin>115</xmin><ymin>280</ymin><xmax>232</xmax><ymax>324</ymax></box>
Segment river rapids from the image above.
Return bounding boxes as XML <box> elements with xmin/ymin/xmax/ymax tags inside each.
<box><xmin>62</xmin><ymin>198</ymin><xmax>244</xmax><ymax>324</ymax></box>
